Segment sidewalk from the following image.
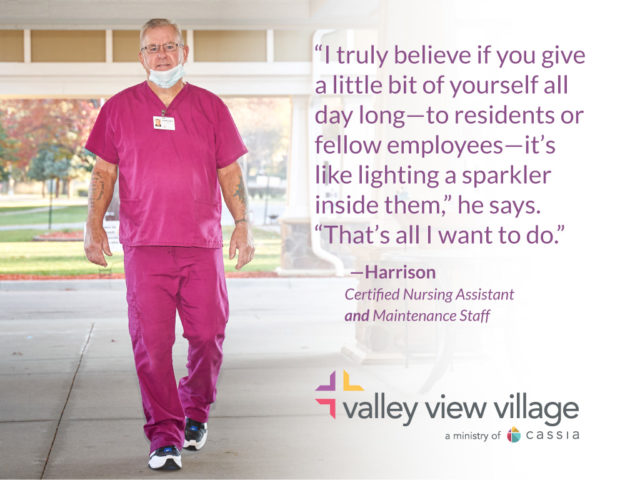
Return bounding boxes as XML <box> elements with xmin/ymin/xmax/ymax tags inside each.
<box><xmin>0</xmin><ymin>222</ymin><xmax>84</xmax><ymax>231</ymax></box>
<box><xmin>1</xmin><ymin>277</ymin><xmax>429</xmax><ymax>479</ymax></box>
<box><xmin>1</xmin><ymin>278</ymin><xmax>503</xmax><ymax>479</ymax></box>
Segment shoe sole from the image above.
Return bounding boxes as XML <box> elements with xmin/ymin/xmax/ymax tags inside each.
<box><xmin>148</xmin><ymin>456</ymin><xmax>182</xmax><ymax>470</ymax></box>
<box><xmin>184</xmin><ymin>430</ymin><xmax>208</xmax><ymax>451</ymax></box>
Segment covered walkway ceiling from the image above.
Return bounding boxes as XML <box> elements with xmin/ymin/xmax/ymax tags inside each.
<box><xmin>0</xmin><ymin>0</ymin><xmax>379</xmax><ymax>29</ymax></box>
<box><xmin>0</xmin><ymin>0</ymin><xmax>381</xmax><ymax>97</ymax></box>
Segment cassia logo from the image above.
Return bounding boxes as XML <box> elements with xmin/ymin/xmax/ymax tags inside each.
<box><xmin>507</xmin><ymin>426</ymin><xmax>521</xmax><ymax>443</ymax></box>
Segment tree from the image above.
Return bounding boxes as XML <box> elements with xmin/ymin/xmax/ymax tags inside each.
<box><xmin>27</xmin><ymin>143</ymin><xmax>92</xmax><ymax>198</ymax></box>
<box><xmin>0</xmin><ymin>113</ymin><xmax>18</xmax><ymax>182</ymax></box>
<box><xmin>242</xmin><ymin>127</ymin><xmax>286</xmax><ymax>174</ymax></box>
<box><xmin>0</xmin><ymin>99</ymin><xmax>99</xmax><ymax>195</ymax></box>
<box><xmin>225</xmin><ymin>97</ymin><xmax>290</xmax><ymax>184</ymax></box>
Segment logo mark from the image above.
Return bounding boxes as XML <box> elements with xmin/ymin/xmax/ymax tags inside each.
<box><xmin>342</xmin><ymin>370</ymin><xmax>364</xmax><ymax>391</ymax></box>
<box><xmin>315</xmin><ymin>398</ymin><xmax>336</xmax><ymax>418</ymax></box>
<box><xmin>315</xmin><ymin>370</ymin><xmax>363</xmax><ymax>418</ymax></box>
<box><xmin>315</xmin><ymin>370</ymin><xmax>336</xmax><ymax>391</ymax></box>
<box><xmin>507</xmin><ymin>426</ymin><xmax>521</xmax><ymax>443</ymax></box>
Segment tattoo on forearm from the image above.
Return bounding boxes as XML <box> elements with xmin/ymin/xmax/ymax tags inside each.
<box><xmin>89</xmin><ymin>171</ymin><xmax>105</xmax><ymax>209</ymax></box>
<box><xmin>232</xmin><ymin>175</ymin><xmax>248</xmax><ymax>207</ymax></box>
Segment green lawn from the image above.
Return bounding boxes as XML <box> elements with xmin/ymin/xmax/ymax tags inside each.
<box><xmin>0</xmin><ymin>205</ymin><xmax>87</xmax><ymax>226</ymax></box>
<box><xmin>0</xmin><ymin>205</ymin><xmax>52</xmax><ymax>213</ymax></box>
<box><xmin>0</xmin><ymin>226</ymin><xmax>280</xmax><ymax>276</ymax></box>
<box><xmin>0</xmin><ymin>229</ymin><xmax>48</xmax><ymax>242</ymax></box>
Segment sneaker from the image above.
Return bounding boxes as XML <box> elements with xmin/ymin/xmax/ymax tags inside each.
<box><xmin>148</xmin><ymin>446</ymin><xmax>182</xmax><ymax>471</ymax></box>
<box><xmin>183</xmin><ymin>417</ymin><xmax>208</xmax><ymax>451</ymax></box>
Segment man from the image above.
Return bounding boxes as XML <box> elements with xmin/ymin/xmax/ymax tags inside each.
<box><xmin>84</xmin><ymin>18</ymin><xmax>254</xmax><ymax>471</ymax></box>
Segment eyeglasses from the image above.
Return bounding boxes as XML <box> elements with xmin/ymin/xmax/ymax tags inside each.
<box><xmin>140</xmin><ymin>42</ymin><xmax>183</xmax><ymax>54</ymax></box>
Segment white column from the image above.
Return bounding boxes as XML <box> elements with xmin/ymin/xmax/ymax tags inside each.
<box><xmin>23</xmin><ymin>29</ymin><xmax>31</xmax><ymax>63</ymax></box>
<box><xmin>187</xmin><ymin>30</ymin><xmax>194</xmax><ymax>63</ymax></box>
<box><xmin>266</xmin><ymin>29</ymin><xmax>274</xmax><ymax>63</ymax></box>
<box><xmin>281</xmin><ymin>95</ymin><xmax>310</xmax><ymax>220</ymax></box>
<box><xmin>105</xmin><ymin>29</ymin><xmax>113</xmax><ymax>63</ymax></box>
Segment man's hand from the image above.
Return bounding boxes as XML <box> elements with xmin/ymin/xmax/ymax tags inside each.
<box><xmin>84</xmin><ymin>223</ymin><xmax>113</xmax><ymax>267</ymax></box>
<box><xmin>218</xmin><ymin>161</ymin><xmax>254</xmax><ymax>269</ymax></box>
<box><xmin>228</xmin><ymin>221</ymin><xmax>254</xmax><ymax>270</ymax></box>
<box><xmin>84</xmin><ymin>158</ymin><xmax>117</xmax><ymax>267</ymax></box>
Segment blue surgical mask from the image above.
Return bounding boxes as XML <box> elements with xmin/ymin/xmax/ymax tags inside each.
<box><xmin>149</xmin><ymin>63</ymin><xmax>185</xmax><ymax>88</ymax></box>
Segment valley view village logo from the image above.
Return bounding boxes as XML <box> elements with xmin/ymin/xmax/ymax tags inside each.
<box><xmin>314</xmin><ymin>371</ymin><xmax>580</xmax><ymax>441</ymax></box>
<box><xmin>315</xmin><ymin>370</ymin><xmax>364</xmax><ymax>418</ymax></box>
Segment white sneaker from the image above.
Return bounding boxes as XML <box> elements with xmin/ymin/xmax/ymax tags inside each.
<box><xmin>148</xmin><ymin>446</ymin><xmax>182</xmax><ymax>471</ymax></box>
<box><xmin>183</xmin><ymin>418</ymin><xmax>208</xmax><ymax>451</ymax></box>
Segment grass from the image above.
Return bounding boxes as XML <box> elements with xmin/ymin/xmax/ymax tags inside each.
<box><xmin>0</xmin><ymin>205</ymin><xmax>87</xmax><ymax>226</ymax></box>
<box><xmin>0</xmin><ymin>229</ymin><xmax>48</xmax><ymax>242</ymax></box>
<box><xmin>0</xmin><ymin>242</ymin><xmax>107</xmax><ymax>276</ymax></box>
<box><xmin>0</xmin><ymin>206</ymin><xmax>52</xmax><ymax>213</ymax></box>
<box><xmin>0</xmin><ymin>226</ymin><xmax>281</xmax><ymax>276</ymax></box>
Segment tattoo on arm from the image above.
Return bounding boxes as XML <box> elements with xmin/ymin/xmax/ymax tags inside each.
<box><xmin>89</xmin><ymin>171</ymin><xmax>105</xmax><ymax>208</ymax></box>
<box><xmin>232</xmin><ymin>175</ymin><xmax>248</xmax><ymax>207</ymax></box>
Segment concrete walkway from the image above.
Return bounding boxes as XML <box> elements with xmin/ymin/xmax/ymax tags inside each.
<box><xmin>1</xmin><ymin>278</ymin><xmax>453</xmax><ymax>479</ymax></box>
<box><xmin>1</xmin><ymin>277</ymin><xmax>566</xmax><ymax>479</ymax></box>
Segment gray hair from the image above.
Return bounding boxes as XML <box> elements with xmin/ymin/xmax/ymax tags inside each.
<box><xmin>140</xmin><ymin>18</ymin><xmax>183</xmax><ymax>48</ymax></box>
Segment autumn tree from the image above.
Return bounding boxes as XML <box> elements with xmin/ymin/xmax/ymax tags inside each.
<box><xmin>225</xmin><ymin>98</ymin><xmax>290</xmax><ymax>183</ymax></box>
<box><xmin>27</xmin><ymin>144</ymin><xmax>91</xmax><ymax>197</ymax></box>
<box><xmin>0</xmin><ymin>113</ymin><xmax>18</xmax><ymax>182</ymax></box>
<box><xmin>0</xmin><ymin>99</ymin><xmax>100</xmax><ymax>196</ymax></box>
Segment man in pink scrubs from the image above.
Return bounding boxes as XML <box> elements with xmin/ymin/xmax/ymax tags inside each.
<box><xmin>83</xmin><ymin>18</ymin><xmax>254</xmax><ymax>471</ymax></box>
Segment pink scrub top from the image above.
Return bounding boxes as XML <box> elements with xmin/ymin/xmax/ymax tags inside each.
<box><xmin>85</xmin><ymin>81</ymin><xmax>247</xmax><ymax>248</ymax></box>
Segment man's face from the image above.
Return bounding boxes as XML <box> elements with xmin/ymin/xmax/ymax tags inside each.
<box><xmin>138</xmin><ymin>25</ymin><xmax>189</xmax><ymax>74</ymax></box>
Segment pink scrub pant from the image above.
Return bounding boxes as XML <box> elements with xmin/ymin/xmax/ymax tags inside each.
<box><xmin>123</xmin><ymin>246</ymin><xmax>228</xmax><ymax>453</ymax></box>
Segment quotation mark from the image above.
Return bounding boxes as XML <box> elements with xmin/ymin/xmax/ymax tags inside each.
<box><xmin>314</xmin><ymin>44</ymin><xmax>329</xmax><ymax>63</ymax></box>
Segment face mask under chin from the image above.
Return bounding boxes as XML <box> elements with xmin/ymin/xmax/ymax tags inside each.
<box><xmin>149</xmin><ymin>63</ymin><xmax>185</xmax><ymax>89</ymax></box>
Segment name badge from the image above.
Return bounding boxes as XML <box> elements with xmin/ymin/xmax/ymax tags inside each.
<box><xmin>153</xmin><ymin>116</ymin><xmax>175</xmax><ymax>130</ymax></box>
